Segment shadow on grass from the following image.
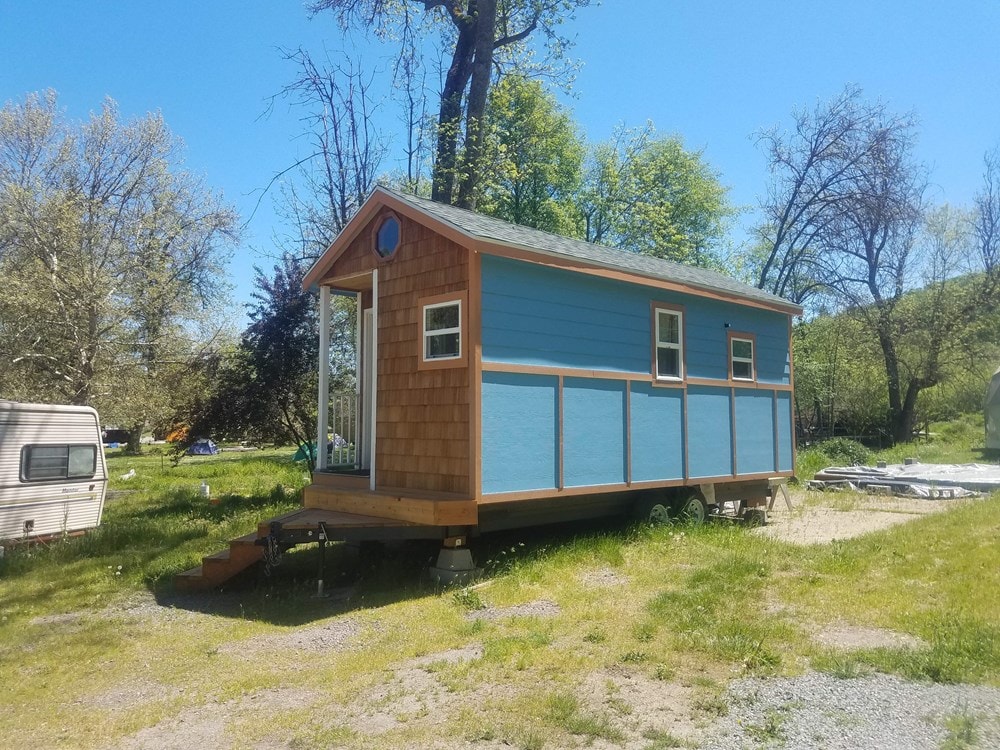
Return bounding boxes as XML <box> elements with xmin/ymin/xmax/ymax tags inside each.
<box><xmin>151</xmin><ymin>513</ymin><xmax>653</xmax><ymax>625</ymax></box>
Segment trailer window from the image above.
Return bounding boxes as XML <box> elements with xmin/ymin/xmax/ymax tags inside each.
<box><xmin>423</xmin><ymin>300</ymin><xmax>461</xmax><ymax>360</ymax></box>
<box><xmin>729</xmin><ymin>334</ymin><xmax>756</xmax><ymax>381</ymax></box>
<box><xmin>21</xmin><ymin>444</ymin><xmax>97</xmax><ymax>482</ymax></box>
<box><xmin>654</xmin><ymin>307</ymin><xmax>684</xmax><ymax>380</ymax></box>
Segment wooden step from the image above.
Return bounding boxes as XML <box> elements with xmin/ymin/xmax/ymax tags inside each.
<box><xmin>173</xmin><ymin>533</ymin><xmax>264</xmax><ymax>592</ymax></box>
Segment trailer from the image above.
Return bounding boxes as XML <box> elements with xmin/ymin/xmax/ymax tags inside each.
<box><xmin>0</xmin><ymin>401</ymin><xmax>109</xmax><ymax>541</ymax></box>
<box><xmin>176</xmin><ymin>189</ymin><xmax>802</xmax><ymax>590</ymax></box>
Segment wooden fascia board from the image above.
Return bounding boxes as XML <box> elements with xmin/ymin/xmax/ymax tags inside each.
<box><xmin>304</xmin><ymin>188</ymin><xmax>804</xmax><ymax>318</ymax></box>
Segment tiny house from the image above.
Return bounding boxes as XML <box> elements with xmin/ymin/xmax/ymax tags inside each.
<box><xmin>0</xmin><ymin>401</ymin><xmax>109</xmax><ymax>541</ymax></box>
<box><xmin>299</xmin><ymin>187</ymin><xmax>801</xmax><ymax>523</ymax></box>
<box><xmin>177</xmin><ymin>188</ymin><xmax>803</xmax><ymax>589</ymax></box>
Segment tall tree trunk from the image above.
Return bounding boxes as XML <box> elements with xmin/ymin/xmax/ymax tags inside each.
<box><xmin>431</xmin><ymin>8</ymin><xmax>477</xmax><ymax>205</ymax></box>
<box><xmin>455</xmin><ymin>0</ymin><xmax>496</xmax><ymax>209</ymax></box>
<box><xmin>875</xmin><ymin>326</ymin><xmax>907</xmax><ymax>443</ymax></box>
<box><xmin>126</xmin><ymin>422</ymin><xmax>144</xmax><ymax>455</ymax></box>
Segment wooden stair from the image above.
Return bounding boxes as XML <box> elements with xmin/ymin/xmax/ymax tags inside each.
<box><xmin>174</xmin><ymin>533</ymin><xmax>263</xmax><ymax>592</ymax></box>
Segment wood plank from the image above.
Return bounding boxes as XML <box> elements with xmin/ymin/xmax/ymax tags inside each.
<box><xmin>302</xmin><ymin>485</ymin><xmax>478</xmax><ymax>526</ymax></box>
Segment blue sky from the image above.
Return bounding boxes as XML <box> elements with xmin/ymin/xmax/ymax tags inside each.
<box><xmin>2</xmin><ymin>1</ymin><xmax>998</xmax><ymax>318</ymax></box>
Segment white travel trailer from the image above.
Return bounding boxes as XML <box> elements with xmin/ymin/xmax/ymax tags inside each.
<box><xmin>0</xmin><ymin>401</ymin><xmax>108</xmax><ymax>541</ymax></box>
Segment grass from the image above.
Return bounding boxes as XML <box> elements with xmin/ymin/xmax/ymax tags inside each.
<box><xmin>796</xmin><ymin>413</ymin><xmax>989</xmax><ymax>480</ymax></box>
<box><xmin>1</xmin><ymin>430</ymin><xmax>999</xmax><ymax>748</ymax></box>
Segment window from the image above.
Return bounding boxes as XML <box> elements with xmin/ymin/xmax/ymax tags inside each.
<box><xmin>423</xmin><ymin>299</ymin><xmax>461</xmax><ymax>361</ymax></box>
<box><xmin>21</xmin><ymin>444</ymin><xmax>97</xmax><ymax>482</ymax></box>
<box><xmin>654</xmin><ymin>307</ymin><xmax>684</xmax><ymax>380</ymax></box>
<box><xmin>374</xmin><ymin>215</ymin><xmax>400</xmax><ymax>259</ymax></box>
<box><xmin>730</xmin><ymin>335</ymin><xmax>755</xmax><ymax>381</ymax></box>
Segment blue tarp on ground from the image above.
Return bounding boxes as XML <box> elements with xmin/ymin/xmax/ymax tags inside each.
<box><xmin>187</xmin><ymin>439</ymin><xmax>219</xmax><ymax>455</ymax></box>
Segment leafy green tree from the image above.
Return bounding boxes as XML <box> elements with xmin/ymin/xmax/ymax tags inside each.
<box><xmin>476</xmin><ymin>76</ymin><xmax>584</xmax><ymax>235</ymax></box>
<box><xmin>577</xmin><ymin>123</ymin><xmax>733</xmax><ymax>265</ymax></box>
<box><xmin>186</xmin><ymin>255</ymin><xmax>319</xmax><ymax>462</ymax></box>
<box><xmin>308</xmin><ymin>0</ymin><xmax>592</xmax><ymax>208</ymax></box>
<box><xmin>0</xmin><ymin>91</ymin><xmax>237</xmax><ymax>447</ymax></box>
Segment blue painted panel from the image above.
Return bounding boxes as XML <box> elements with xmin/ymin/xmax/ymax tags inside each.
<box><xmin>629</xmin><ymin>383</ymin><xmax>684</xmax><ymax>482</ymax></box>
<box><xmin>686</xmin><ymin>386</ymin><xmax>733</xmax><ymax>478</ymax></box>
<box><xmin>776</xmin><ymin>391</ymin><xmax>794</xmax><ymax>472</ymax></box>
<box><xmin>563</xmin><ymin>378</ymin><xmax>627</xmax><ymax>488</ymax></box>
<box><xmin>481</xmin><ymin>372</ymin><xmax>559</xmax><ymax>494</ymax></box>
<box><xmin>481</xmin><ymin>256</ymin><xmax>650</xmax><ymax>372</ymax></box>
<box><xmin>480</xmin><ymin>254</ymin><xmax>792</xmax><ymax>384</ymax></box>
<box><xmin>734</xmin><ymin>390</ymin><xmax>776</xmax><ymax>475</ymax></box>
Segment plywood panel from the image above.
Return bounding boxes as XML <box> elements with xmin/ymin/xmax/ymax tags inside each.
<box><xmin>687</xmin><ymin>385</ymin><xmax>734</xmax><ymax>478</ymax></box>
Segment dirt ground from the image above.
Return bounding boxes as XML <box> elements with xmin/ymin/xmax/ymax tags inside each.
<box><xmin>754</xmin><ymin>488</ymin><xmax>974</xmax><ymax>545</ymax></box>
<box><xmin>103</xmin><ymin>490</ymin><xmax>980</xmax><ymax>749</ymax></box>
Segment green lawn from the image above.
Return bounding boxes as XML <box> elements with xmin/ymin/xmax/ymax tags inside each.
<box><xmin>1</xmin><ymin>440</ymin><xmax>998</xmax><ymax>748</ymax></box>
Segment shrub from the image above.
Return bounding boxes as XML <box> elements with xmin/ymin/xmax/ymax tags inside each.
<box><xmin>816</xmin><ymin>437</ymin><xmax>872</xmax><ymax>467</ymax></box>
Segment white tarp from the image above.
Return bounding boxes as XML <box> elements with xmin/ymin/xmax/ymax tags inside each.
<box><xmin>812</xmin><ymin>462</ymin><xmax>1000</xmax><ymax>496</ymax></box>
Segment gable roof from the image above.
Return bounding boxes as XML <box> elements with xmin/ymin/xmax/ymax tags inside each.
<box><xmin>305</xmin><ymin>186</ymin><xmax>802</xmax><ymax>315</ymax></box>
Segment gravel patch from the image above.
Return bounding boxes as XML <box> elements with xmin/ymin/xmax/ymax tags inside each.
<box><xmin>81</xmin><ymin>677</ymin><xmax>184</xmax><ymax>712</ymax></box>
<box><xmin>579</xmin><ymin>567</ymin><xmax>629</xmax><ymax>588</ymax></box>
<box><xmin>466</xmin><ymin>598</ymin><xmax>561</xmax><ymax>621</ymax></box>
<box><xmin>219</xmin><ymin>617</ymin><xmax>361</xmax><ymax>657</ymax></box>
<box><xmin>813</xmin><ymin>623</ymin><xmax>926</xmax><ymax>651</ymax></box>
<box><xmin>699</xmin><ymin>671</ymin><xmax>1000</xmax><ymax>749</ymax></box>
<box><xmin>114</xmin><ymin>687</ymin><xmax>317</xmax><ymax>750</ymax></box>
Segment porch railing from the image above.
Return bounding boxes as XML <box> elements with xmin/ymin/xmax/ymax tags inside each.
<box><xmin>328</xmin><ymin>392</ymin><xmax>359</xmax><ymax>468</ymax></box>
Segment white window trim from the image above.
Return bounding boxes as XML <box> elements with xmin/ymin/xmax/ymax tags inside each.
<box><xmin>655</xmin><ymin>308</ymin><xmax>684</xmax><ymax>381</ymax></box>
<box><xmin>423</xmin><ymin>299</ymin><xmax>462</xmax><ymax>362</ymax></box>
<box><xmin>731</xmin><ymin>336</ymin><xmax>755</xmax><ymax>381</ymax></box>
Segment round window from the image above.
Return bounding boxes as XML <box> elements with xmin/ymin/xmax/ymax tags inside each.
<box><xmin>375</xmin><ymin>216</ymin><xmax>400</xmax><ymax>258</ymax></box>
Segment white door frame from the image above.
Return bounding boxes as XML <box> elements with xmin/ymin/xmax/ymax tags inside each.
<box><xmin>363</xmin><ymin>269</ymin><xmax>378</xmax><ymax>490</ymax></box>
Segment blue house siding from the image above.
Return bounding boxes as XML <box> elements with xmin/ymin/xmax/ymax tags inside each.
<box><xmin>482</xmin><ymin>372</ymin><xmax>559</xmax><ymax>494</ymax></box>
<box><xmin>629</xmin><ymin>383</ymin><xmax>685</xmax><ymax>482</ymax></box>
<box><xmin>481</xmin><ymin>256</ymin><xmax>649</xmax><ymax>372</ymax></box>
<box><xmin>481</xmin><ymin>254</ymin><xmax>790</xmax><ymax>384</ymax></box>
<box><xmin>776</xmin><ymin>391</ymin><xmax>794</xmax><ymax>472</ymax></box>
<box><xmin>562</xmin><ymin>378</ymin><xmax>628</xmax><ymax>487</ymax></box>
<box><xmin>686</xmin><ymin>386</ymin><xmax>734</xmax><ymax>478</ymax></box>
<box><xmin>734</xmin><ymin>390</ymin><xmax>776</xmax><ymax>475</ymax></box>
<box><xmin>478</xmin><ymin>255</ymin><xmax>795</xmax><ymax>497</ymax></box>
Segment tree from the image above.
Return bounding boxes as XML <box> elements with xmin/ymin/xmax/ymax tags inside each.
<box><xmin>308</xmin><ymin>0</ymin><xmax>592</xmax><ymax>208</ymax></box>
<box><xmin>269</xmin><ymin>48</ymin><xmax>388</xmax><ymax>262</ymax></box>
<box><xmin>753</xmin><ymin>86</ymin><xmax>894</xmax><ymax>304</ymax></box>
<box><xmin>476</xmin><ymin>75</ymin><xmax>584</xmax><ymax>235</ymax></box>
<box><xmin>186</xmin><ymin>255</ymin><xmax>322</xmax><ymax>464</ymax></box>
<box><xmin>757</xmin><ymin>89</ymin><xmax>1000</xmax><ymax>442</ymax></box>
<box><xmin>0</xmin><ymin>91</ymin><xmax>237</xmax><ymax>445</ymax></box>
<box><xmin>577</xmin><ymin>123</ymin><xmax>733</xmax><ymax>265</ymax></box>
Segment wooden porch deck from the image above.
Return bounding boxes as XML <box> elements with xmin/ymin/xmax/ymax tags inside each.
<box><xmin>303</xmin><ymin>479</ymin><xmax>478</xmax><ymax>526</ymax></box>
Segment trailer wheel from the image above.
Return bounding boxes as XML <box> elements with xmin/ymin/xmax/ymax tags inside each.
<box><xmin>743</xmin><ymin>508</ymin><xmax>767</xmax><ymax>527</ymax></box>
<box><xmin>633</xmin><ymin>495</ymin><xmax>672</xmax><ymax>525</ymax></box>
<box><xmin>674</xmin><ymin>493</ymin><xmax>708</xmax><ymax>525</ymax></box>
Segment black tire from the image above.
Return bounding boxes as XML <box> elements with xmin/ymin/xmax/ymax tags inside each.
<box><xmin>743</xmin><ymin>508</ymin><xmax>767</xmax><ymax>527</ymax></box>
<box><xmin>673</xmin><ymin>493</ymin><xmax>708</xmax><ymax>525</ymax></box>
<box><xmin>633</xmin><ymin>494</ymin><xmax>672</xmax><ymax>525</ymax></box>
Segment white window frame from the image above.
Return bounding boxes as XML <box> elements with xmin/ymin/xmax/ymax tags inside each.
<box><xmin>654</xmin><ymin>307</ymin><xmax>684</xmax><ymax>381</ymax></box>
<box><xmin>423</xmin><ymin>299</ymin><xmax>462</xmax><ymax>362</ymax></box>
<box><xmin>730</xmin><ymin>335</ymin><xmax>755</xmax><ymax>381</ymax></box>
